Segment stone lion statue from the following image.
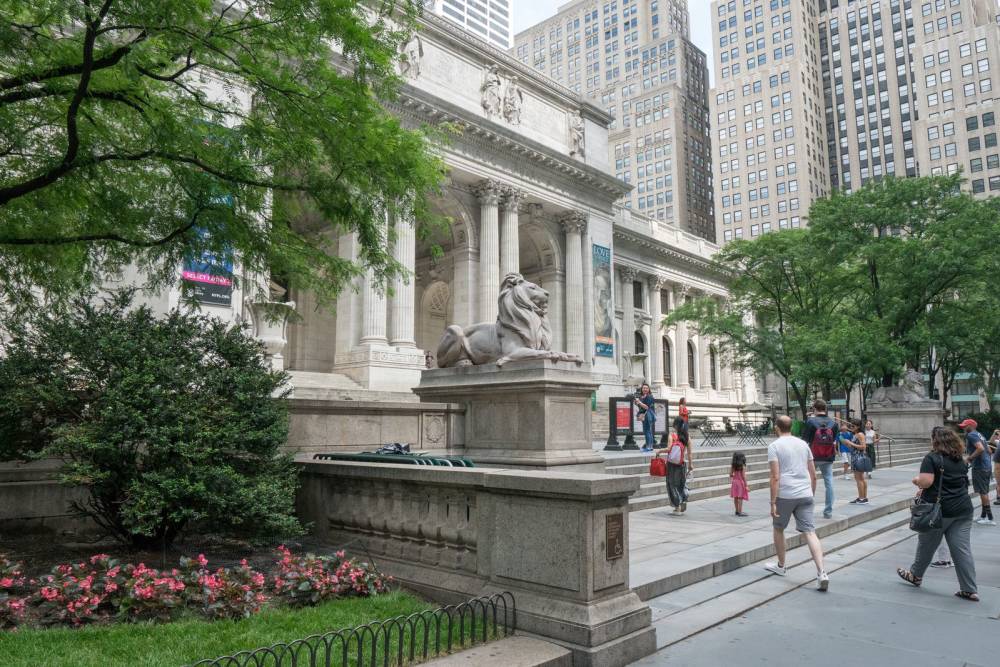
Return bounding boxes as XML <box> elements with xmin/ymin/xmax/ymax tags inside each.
<box><xmin>436</xmin><ymin>273</ymin><xmax>584</xmax><ymax>368</ymax></box>
<box><xmin>869</xmin><ymin>368</ymin><xmax>936</xmax><ymax>406</ymax></box>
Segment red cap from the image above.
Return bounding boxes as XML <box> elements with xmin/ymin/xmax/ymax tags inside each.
<box><xmin>958</xmin><ymin>418</ymin><xmax>978</xmax><ymax>429</ymax></box>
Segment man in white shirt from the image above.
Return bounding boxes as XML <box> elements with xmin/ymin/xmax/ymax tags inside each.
<box><xmin>764</xmin><ymin>415</ymin><xmax>830</xmax><ymax>591</ymax></box>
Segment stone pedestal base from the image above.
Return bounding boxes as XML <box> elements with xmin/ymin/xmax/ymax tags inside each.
<box><xmin>334</xmin><ymin>346</ymin><xmax>425</xmax><ymax>392</ymax></box>
<box><xmin>414</xmin><ymin>359</ymin><xmax>605</xmax><ymax>472</ymax></box>
<box><xmin>866</xmin><ymin>402</ymin><xmax>943</xmax><ymax>441</ymax></box>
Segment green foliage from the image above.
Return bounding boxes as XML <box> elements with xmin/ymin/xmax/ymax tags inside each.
<box><xmin>671</xmin><ymin>175</ymin><xmax>1000</xmax><ymax>413</ymax></box>
<box><xmin>0</xmin><ymin>0</ymin><xmax>446</xmax><ymax>314</ymax></box>
<box><xmin>0</xmin><ymin>591</ymin><xmax>431</xmax><ymax>667</ymax></box>
<box><xmin>0</xmin><ymin>291</ymin><xmax>301</xmax><ymax>547</ymax></box>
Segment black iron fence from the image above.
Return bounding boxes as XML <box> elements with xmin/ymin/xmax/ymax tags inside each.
<box><xmin>186</xmin><ymin>592</ymin><xmax>516</xmax><ymax>667</ymax></box>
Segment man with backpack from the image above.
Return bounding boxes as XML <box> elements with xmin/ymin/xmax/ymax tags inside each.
<box><xmin>799</xmin><ymin>399</ymin><xmax>839</xmax><ymax>519</ymax></box>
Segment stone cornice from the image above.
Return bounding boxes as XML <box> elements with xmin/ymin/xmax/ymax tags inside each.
<box><xmin>613</xmin><ymin>225</ymin><xmax>725</xmax><ymax>279</ymax></box>
<box><xmin>387</xmin><ymin>89</ymin><xmax>630</xmax><ymax>201</ymax></box>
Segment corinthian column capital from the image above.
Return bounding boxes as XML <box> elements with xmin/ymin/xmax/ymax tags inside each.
<box><xmin>473</xmin><ymin>179</ymin><xmax>503</xmax><ymax>205</ymax></box>
<box><xmin>558</xmin><ymin>211</ymin><xmax>588</xmax><ymax>234</ymax></box>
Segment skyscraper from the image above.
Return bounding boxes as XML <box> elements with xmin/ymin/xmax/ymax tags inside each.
<box><xmin>512</xmin><ymin>0</ymin><xmax>715</xmax><ymax>241</ymax></box>
<box><xmin>710</xmin><ymin>0</ymin><xmax>830</xmax><ymax>244</ymax></box>
<box><xmin>712</xmin><ymin>0</ymin><xmax>1000</xmax><ymax>244</ymax></box>
<box><xmin>426</xmin><ymin>0</ymin><xmax>513</xmax><ymax>49</ymax></box>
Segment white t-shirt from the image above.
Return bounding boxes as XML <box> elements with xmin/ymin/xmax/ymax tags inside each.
<box><xmin>767</xmin><ymin>435</ymin><xmax>814</xmax><ymax>500</ymax></box>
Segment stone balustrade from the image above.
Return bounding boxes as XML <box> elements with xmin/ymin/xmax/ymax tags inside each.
<box><xmin>296</xmin><ymin>458</ymin><xmax>654</xmax><ymax>666</ymax></box>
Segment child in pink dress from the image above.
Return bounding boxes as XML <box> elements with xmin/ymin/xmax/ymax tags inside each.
<box><xmin>731</xmin><ymin>451</ymin><xmax>749</xmax><ymax>517</ymax></box>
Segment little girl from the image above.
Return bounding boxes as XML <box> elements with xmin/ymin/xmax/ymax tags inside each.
<box><xmin>731</xmin><ymin>451</ymin><xmax>749</xmax><ymax>517</ymax></box>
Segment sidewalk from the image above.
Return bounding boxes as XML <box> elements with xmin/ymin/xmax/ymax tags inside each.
<box><xmin>629</xmin><ymin>466</ymin><xmax>922</xmax><ymax>599</ymax></box>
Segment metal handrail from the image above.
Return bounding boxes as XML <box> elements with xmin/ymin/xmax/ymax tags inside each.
<box><xmin>186</xmin><ymin>592</ymin><xmax>516</xmax><ymax>667</ymax></box>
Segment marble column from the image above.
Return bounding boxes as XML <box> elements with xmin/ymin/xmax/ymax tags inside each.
<box><xmin>474</xmin><ymin>180</ymin><xmax>502</xmax><ymax>323</ymax></box>
<box><xmin>561</xmin><ymin>212</ymin><xmax>587</xmax><ymax>359</ymax></box>
<box><xmin>358</xmin><ymin>215</ymin><xmax>389</xmax><ymax>347</ymax></box>
<box><xmin>499</xmin><ymin>187</ymin><xmax>524</xmax><ymax>278</ymax></box>
<box><xmin>389</xmin><ymin>208</ymin><xmax>417</xmax><ymax>348</ymax></box>
<box><xmin>582</xmin><ymin>222</ymin><xmax>595</xmax><ymax>365</ymax></box>
<box><xmin>619</xmin><ymin>265</ymin><xmax>639</xmax><ymax>371</ymax></box>
<box><xmin>648</xmin><ymin>276</ymin><xmax>665</xmax><ymax>391</ymax></box>
<box><xmin>674</xmin><ymin>285</ymin><xmax>689</xmax><ymax>388</ymax></box>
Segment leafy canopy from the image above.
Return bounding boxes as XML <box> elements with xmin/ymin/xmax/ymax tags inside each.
<box><xmin>0</xmin><ymin>0</ymin><xmax>445</xmax><ymax>312</ymax></box>
<box><xmin>670</xmin><ymin>175</ymin><xmax>1000</xmax><ymax>413</ymax></box>
<box><xmin>0</xmin><ymin>291</ymin><xmax>302</xmax><ymax>547</ymax></box>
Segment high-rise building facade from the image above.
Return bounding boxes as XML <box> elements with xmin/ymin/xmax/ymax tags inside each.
<box><xmin>713</xmin><ymin>0</ymin><xmax>1000</xmax><ymax>244</ymax></box>
<box><xmin>710</xmin><ymin>0</ymin><xmax>830</xmax><ymax>244</ymax></box>
<box><xmin>512</xmin><ymin>1</ymin><xmax>715</xmax><ymax>241</ymax></box>
<box><xmin>426</xmin><ymin>0</ymin><xmax>512</xmax><ymax>49</ymax></box>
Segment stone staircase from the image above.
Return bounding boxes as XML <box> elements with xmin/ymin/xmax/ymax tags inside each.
<box><xmin>604</xmin><ymin>437</ymin><xmax>933</xmax><ymax>512</ymax></box>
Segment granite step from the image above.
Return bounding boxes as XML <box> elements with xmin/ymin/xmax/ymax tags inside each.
<box><xmin>420</xmin><ymin>636</ymin><xmax>571</xmax><ymax>667</ymax></box>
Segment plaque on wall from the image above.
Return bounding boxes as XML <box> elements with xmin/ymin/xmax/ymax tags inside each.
<box><xmin>605</xmin><ymin>512</ymin><xmax>624</xmax><ymax>560</ymax></box>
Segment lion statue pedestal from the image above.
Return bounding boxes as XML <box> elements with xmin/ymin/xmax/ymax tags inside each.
<box><xmin>867</xmin><ymin>369</ymin><xmax>943</xmax><ymax>441</ymax></box>
<box><xmin>418</xmin><ymin>273</ymin><xmax>602</xmax><ymax>472</ymax></box>
<box><xmin>415</xmin><ymin>358</ymin><xmax>606</xmax><ymax>472</ymax></box>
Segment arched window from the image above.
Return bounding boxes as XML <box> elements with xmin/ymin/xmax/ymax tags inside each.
<box><xmin>687</xmin><ymin>341</ymin><xmax>696</xmax><ymax>388</ymax></box>
<box><xmin>710</xmin><ymin>346</ymin><xmax>719</xmax><ymax>390</ymax></box>
<box><xmin>634</xmin><ymin>331</ymin><xmax>645</xmax><ymax>355</ymax></box>
<box><xmin>662</xmin><ymin>337</ymin><xmax>672</xmax><ymax>386</ymax></box>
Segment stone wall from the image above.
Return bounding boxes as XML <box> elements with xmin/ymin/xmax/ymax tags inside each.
<box><xmin>286</xmin><ymin>398</ymin><xmax>465</xmax><ymax>454</ymax></box>
<box><xmin>296</xmin><ymin>457</ymin><xmax>655</xmax><ymax>666</ymax></box>
<box><xmin>0</xmin><ymin>460</ymin><xmax>92</xmax><ymax>536</ymax></box>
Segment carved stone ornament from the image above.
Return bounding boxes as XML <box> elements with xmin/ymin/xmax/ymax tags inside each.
<box><xmin>869</xmin><ymin>368</ymin><xmax>938</xmax><ymax>406</ymax></box>
<box><xmin>472</xmin><ymin>179</ymin><xmax>502</xmax><ymax>205</ymax></box>
<box><xmin>569</xmin><ymin>111</ymin><xmax>585</xmax><ymax>158</ymax></box>
<box><xmin>481</xmin><ymin>65</ymin><xmax>503</xmax><ymax>118</ymax></box>
<box><xmin>399</xmin><ymin>33</ymin><xmax>424</xmax><ymax>79</ymax></box>
<box><xmin>503</xmin><ymin>76</ymin><xmax>524</xmax><ymax>125</ymax></box>
<box><xmin>435</xmin><ymin>273</ymin><xmax>583</xmax><ymax>367</ymax></box>
<box><xmin>558</xmin><ymin>211</ymin><xmax>587</xmax><ymax>234</ymax></box>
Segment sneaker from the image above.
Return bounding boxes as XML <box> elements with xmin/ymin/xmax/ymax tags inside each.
<box><xmin>849</xmin><ymin>498</ymin><xmax>861</xmax><ymax>504</ymax></box>
<box><xmin>765</xmin><ymin>562</ymin><xmax>786</xmax><ymax>576</ymax></box>
<box><xmin>929</xmin><ymin>560</ymin><xmax>953</xmax><ymax>568</ymax></box>
<box><xmin>736</xmin><ymin>512</ymin><xmax>749</xmax><ymax>517</ymax></box>
<box><xmin>858</xmin><ymin>498</ymin><xmax>870</xmax><ymax>505</ymax></box>
<box><xmin>975</xmin><ymin>517</ymin><xmax>991</xmax><ymax>525</ymax></box>
<box><xmin>823</xmin><ymin>512</ymin><xmax>833</xmax><ymax>519</ymax></box>
<box><xmin>817</xmin><ymin>571</ymin><xmax>830</xmax><ymax>592</ymax></box>
<box><xmin>680</xmin><ymin>502</ymin><xmax>687</xmax><ymax>512</ymax></box>
<box><xmin>993</xmin><ymin>498</ymin><xmax>1000</xmax><ymax>505</ymax></box>
<box><xmin>842</xmin><ymin>475</ymin><xmax>850</xmax><ymax>480</ymax></box>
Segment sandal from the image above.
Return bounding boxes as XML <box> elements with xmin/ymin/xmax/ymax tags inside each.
<box><xmin>955</xmin><ymin>591</ymin><xmax>980</xmax><ymax>602</ymax></box>
<box><xmin>896</xmin><ymin>568</ymin><xmax>922</xmax><ymax>587</ymax></box>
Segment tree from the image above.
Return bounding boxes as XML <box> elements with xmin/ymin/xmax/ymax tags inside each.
<box><xmin>0</xmin><ymin>0</ymin><xmax>445</xmax><ymax>313</ymax></box>
<box><xmin>808</xmin><ymin>174</ymin><xmax>1000</xmax><ymax>387</ymax></box>
<box><xmin>0</xmin><ymin>291</ymin><xmax>301</xmax><ymax>548</ymax></box>
<box><xmin>666</xmin><ymin>230</ymin><xmax>866</xmax><ymax>417</ymax></box>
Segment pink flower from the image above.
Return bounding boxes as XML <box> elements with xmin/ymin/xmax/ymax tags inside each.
<box><xmin>196</xmin><ymin>554</ymin><xmax>208</xmax><ymax>568</ymax></box>
<box><xmin>0</xmin><ymin>577</ymin><xmax>13</xmax><ymax>588</ymax></box>
<box><xmin>40</xmin><ymin>587</ymin><xmax>59</xmax><ymax>600</ymax></box>
<box><xmin>89</xmin><ymin>554</ymin><xmax>109</xmax><ymax>565</ymax></box>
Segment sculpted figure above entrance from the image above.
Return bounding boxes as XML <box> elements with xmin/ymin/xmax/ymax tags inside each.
<box><xmin>435</xmin><ymin>273</ymin><xmax>584</xmax><ymax>368</ymax></box>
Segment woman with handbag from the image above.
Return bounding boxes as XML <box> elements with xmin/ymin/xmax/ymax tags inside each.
<box><xmin>897</xmin><ymin>426</ymin><xmax>978</xmax><ymax>602</ymax></box>
<box><xmin>847</xmin><ymin>419</ymin><xmax>873</xmax><ymax>504</ymax></box>
<box><xmin>634</xmin><ymin>383</ymin><xmax>657</xmax><ymax>452</ymax></box>
<box><xmin>656</xmin><ymin>426</ymin><xmax>693</xmax><ymax>515</ymax></box>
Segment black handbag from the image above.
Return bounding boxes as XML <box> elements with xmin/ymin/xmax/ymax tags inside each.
<box><xmin>851</xmin><ymin>451</ymin><xmax>874</xmax><ymax>473</ymax></box>
<box><xmin>910</xmin><ymin>454</ymin><xmax>945</xmax><ymax>533</ymax></box>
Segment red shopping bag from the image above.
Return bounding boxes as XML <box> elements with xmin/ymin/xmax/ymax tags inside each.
<box><xmin>649</xmin><ymin>456</ymin><xmax>667</xmax><ymax>477</ymax></box>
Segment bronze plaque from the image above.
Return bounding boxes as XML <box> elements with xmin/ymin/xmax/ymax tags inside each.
<box><xmin>605</xmin><ymin>512</ymin><xmax>624</xmax><ymax>560</ymax></box>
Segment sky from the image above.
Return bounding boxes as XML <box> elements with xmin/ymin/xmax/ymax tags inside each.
<box><xmin>511</xmin><ymin>0</ymin><xmax>716</xmax><ymax>85</ymax></box>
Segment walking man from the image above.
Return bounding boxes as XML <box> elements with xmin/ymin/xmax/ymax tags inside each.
<box><xmin>959</xmin><ymin>419</ymin><xmax>995</xmax><ymax>525</ymax></box>
<box><xmin>800</xmin><ymin>399</ymin><xmax>839</xmax><ymax>519</ymax></box>
<box><xmin>765</xmin><ymin>416</ymin><xmax>830</xmax><ymax>591</ymax></box>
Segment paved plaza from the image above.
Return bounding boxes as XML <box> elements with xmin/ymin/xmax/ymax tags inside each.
<box><xmin>632</xmin><ymin>519</ymin><xmax>1000</xmax><ymax>666</ymax></box>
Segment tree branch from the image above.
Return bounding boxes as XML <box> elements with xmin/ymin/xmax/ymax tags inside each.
<box><xmin>0</xmin><ymin>207</ymin><xmax>206</xmax><ymax>247</ymax></box>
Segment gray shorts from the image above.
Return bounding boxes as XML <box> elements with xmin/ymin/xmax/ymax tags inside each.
<box><xmin>972</xmin><ymin>468</ymin><xmax>992</xmax><ymax>495</ymax></box>
<box><xmin>773</xmin><ymin>496</ymin><xmax>815</xmax><ymax>533</ymax></box>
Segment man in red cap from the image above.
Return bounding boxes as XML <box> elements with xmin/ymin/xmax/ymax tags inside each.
<box><xmin>959</xmin><ymin>418</ymin><xmax>995</xmax><ymax>525</ymax></box>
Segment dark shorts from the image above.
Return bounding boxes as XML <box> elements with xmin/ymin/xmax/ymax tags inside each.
<box><xmin>972</xmin><ymin>468</ymin><xmax>992</xmax><ymax>495</ymax></box>
<box><xmin>773</xmin><ymin>497</ymin><xmax>815</xmax><ymax>533</ymax></box>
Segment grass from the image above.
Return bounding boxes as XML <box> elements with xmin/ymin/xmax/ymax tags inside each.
<box><xmin>0</xmin><ymin>592</ymin><xmax>434</xmax><ymax>667</ymax></box>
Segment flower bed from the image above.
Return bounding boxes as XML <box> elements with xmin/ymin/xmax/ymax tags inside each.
<box><xmin>0</xmin><ymin>547</ymin><xmax>391</xmax><ymax>631</ymax></box>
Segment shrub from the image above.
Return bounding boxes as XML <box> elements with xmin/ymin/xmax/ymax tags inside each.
<box><xmin>272</xmin><ymin>546</ymin><xmax>391</xmax><ymax>606</ymax></box>
<box><xmin>963</xmin><ymin>410</ymin><xmax>1000</xmax><ymax>436</ymax></box>
<box><xmin>0</xmin><ymin>548</ymin><xmax>388</xmax><ymax>631</ymax></box>
<box><xmin>0</xmin><ymin>291</ymin><xmax>302</xmax><ymax>548</ymax></box>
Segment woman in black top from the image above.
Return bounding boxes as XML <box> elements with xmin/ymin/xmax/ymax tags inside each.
<box><xmin>897</xmin><ymin>426</ymin><xmax>978</xmax><ymax>601</ymax></box>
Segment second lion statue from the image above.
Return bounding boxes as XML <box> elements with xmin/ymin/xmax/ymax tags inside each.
<box><xmin>436</xmin><ymin>273</ymin><xmax>584</xmax><ymax>368</ymax></box>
